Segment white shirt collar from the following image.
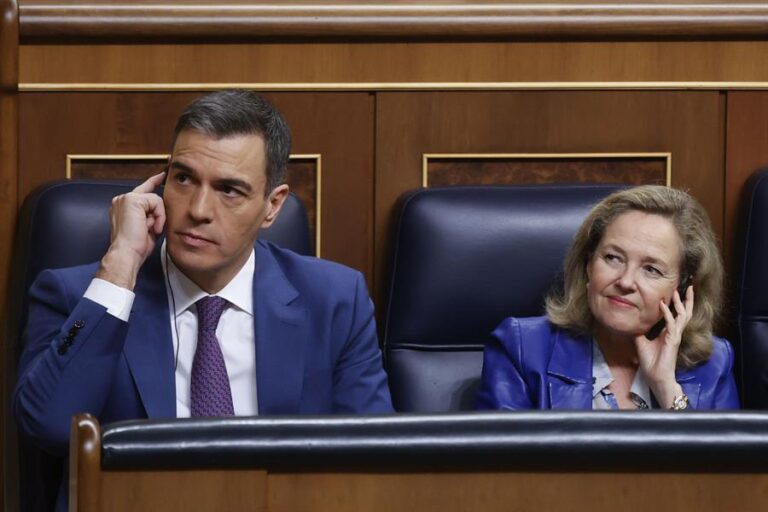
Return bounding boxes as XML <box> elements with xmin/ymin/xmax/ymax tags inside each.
<box><xmin>160</xmin><ymin>240</ymin><xmax>254</xmax><ymax>316</ymax></box>
<box><xmin>591</xmin><ymin>339</ymin><xmax>654</xmax><ymax>407</ymax></box>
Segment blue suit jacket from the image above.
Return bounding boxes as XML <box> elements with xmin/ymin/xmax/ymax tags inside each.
<box><xmin>475</xmin><ymin>316</ymin><xmax>739</xmax><ymax>410</ymax></box>
<box><xmin>14</xmin><ymin>241</ymin><xmax>393</xmax><ymax>456</ymax></box>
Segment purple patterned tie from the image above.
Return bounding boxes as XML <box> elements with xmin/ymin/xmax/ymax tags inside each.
<box><xmin>191</xmin><ymin>296</ymin><xmax>234</xmax><ymax>417</ymax></box>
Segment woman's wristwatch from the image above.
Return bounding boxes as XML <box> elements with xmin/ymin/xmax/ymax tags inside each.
<box><xmin>670</xmin><ymin>394</ymin><xmax>689</xmax><ymax>410</ymax></box>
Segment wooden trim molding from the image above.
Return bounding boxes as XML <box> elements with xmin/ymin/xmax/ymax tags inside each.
<box><xmin>19</xmin><ymin>1</ymin><xmax>768</xmax><ymax>42</ymax></box>
<box><xmin>19</xmin><ymin>82</ymin><xmax>768</xmax><ymax>93</ymax></box>
<box><xmin>0</xmin><ymin>1</ymin><xmax>19</xmax><ymax>510</ymax></box>
<box><xmin>69</xmin><ymin>414</ymin><xmax>102</xmax><ymax>512</ymax></box>
<box><xmin>65</xmin><ymin>153</ymin><xmax>170</xmax><ymax>179</ymax></box>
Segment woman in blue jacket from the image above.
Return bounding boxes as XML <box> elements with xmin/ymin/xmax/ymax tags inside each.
<box><xmin>476</xmin><ymin>186</ymin><xmax>739</xmax><ymax>411</ymax></box>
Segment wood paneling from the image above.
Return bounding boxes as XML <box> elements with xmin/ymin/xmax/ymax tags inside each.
<box><xmin>18</xmin><ymin>41</ymin><xmax>768</xmax><ymax>86</ymax></box>
<box><xmin>18</xmin><ymin>1</ymin><xmax>768</xmax><ymax>41</ymax></box>
<box><xmin>18</xmin><ymin>92</ymin><xmax>375</xmax><ymax>281</ymax></box>
<box><xmin>375</xmin><ymin>91</ymin><xmax>725</xmax><ymax>313</ymax></box>
<box><xmin>99</xmin><ymin>470</ymin><xmax>268</xmax><ymax>512</ymax></box>
<box><xmin>425</xmin><ymin>155</ymin><xmax>668</xmax><ymax>187</ymax></box>
<box><xmin>69</xmin><ymin>156</ymin><xmax>167</xmax><ymax>180</ymax></box>
<box><xmin>268</xmin><ymin>472</ymin><xmax>768</xmax><ymax>512</ymax></box>
<box><xmin>75</xmin><ymin>469</ymin><xmax>768</xmax><ymax>511</ymax></box>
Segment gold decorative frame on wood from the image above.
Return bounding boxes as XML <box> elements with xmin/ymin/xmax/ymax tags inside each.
<box><xmin>65</xmin><ymin>153</ymin><xmax>323</xmax><ymax>256</ymax></box>
<box><xmin>421</xmin><ymin>152</ymin><xmax>672</xmax><ymax>188</ymax></box>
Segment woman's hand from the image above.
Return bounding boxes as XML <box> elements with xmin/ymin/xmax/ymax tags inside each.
<box><xmin>633</xmin><ymin>285</ymin><xmax>694</xmax><ymax>408</ymax></box>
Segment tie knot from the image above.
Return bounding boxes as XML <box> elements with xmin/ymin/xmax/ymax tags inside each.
<box><xmin>197</xmin><ymin>296</ymin><xmax>228</xmax><ymax>333</ymax></box>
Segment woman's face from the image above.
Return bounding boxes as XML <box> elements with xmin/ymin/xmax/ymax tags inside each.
<box><xmin>586</xmin><ymin>210</ymin><xmax>684</xmax><ymax>340</ymax></box>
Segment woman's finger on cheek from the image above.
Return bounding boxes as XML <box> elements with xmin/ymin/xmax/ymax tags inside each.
<box><xmin>672</xmin><ymin>289</ymin><xmax>685</xmax><ymax>315</ymax></box>
<box><xmin>660</xmin><ymin>299</ymin><xmax>675</xmax><ymax>325</ymax></box>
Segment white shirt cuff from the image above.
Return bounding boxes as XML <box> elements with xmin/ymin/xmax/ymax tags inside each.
<box><xmin>84</xmin><ymin>278</ymin><xmax>135</xmax><ymax>322</ymax></box>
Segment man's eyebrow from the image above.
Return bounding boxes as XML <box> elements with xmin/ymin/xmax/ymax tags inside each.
<box><xmin>169</xmin><ymin>161</ymin><xmax>195</xmax><ymax>174</ymax></box>
<box><xmin>217</xmin><ymin>177</ymin><xmax>253</xmax><ymax>192</ymax></box>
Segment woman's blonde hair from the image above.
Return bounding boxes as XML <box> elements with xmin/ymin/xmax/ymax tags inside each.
<box><xmin>545</xmin><ymin>185</ymin><xmax>723</xmax><ymax>368</ymax></box>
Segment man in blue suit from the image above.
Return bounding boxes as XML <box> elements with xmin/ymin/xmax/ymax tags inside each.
<box><xmin>13</xmin><ymin>90</ymin><xmax>393</xmax><ymax>507</ymax></box>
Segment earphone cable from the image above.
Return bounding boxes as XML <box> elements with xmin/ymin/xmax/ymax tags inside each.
<box><xmin>165</xmin><ymin>248</ymin><xmax>182</xmax><ymax>370</ymax></box>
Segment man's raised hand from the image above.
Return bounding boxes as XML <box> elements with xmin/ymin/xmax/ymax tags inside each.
<box><xmin>96</xmin><ymin>172</ymin><xmax>167</xmax><ymax>290</ymax></box>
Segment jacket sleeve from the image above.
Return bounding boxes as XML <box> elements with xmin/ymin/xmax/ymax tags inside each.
<box><xmin>710</xmin><ymin>338</ymin><xmax>740</xmax><ymax>410</ymax></box>
<box><xmin>331</xmin><ymin>271</ymin><xmax>393</xmax><ymax>413</ymax></box>
<box><xmin>12</xmin><ymin>269</ymin><xmax>129</xmax><ymax>455</ymax></box>
<box><xmin>475</xmin><ymin>317</ymin><xmax>534</xmax><ymax>410</ymax></box>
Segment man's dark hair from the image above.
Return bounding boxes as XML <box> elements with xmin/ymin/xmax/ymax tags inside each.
<box><xmin>173</xmin><ymin>89</ymin><xmax>292</xmax><ymax>193</ymax></box>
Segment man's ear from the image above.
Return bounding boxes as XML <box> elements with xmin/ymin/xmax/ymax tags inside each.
<box><xmin>262</xmin><ymin>184</ymin><xmax>290</xmax><ymax>228</ymax></box>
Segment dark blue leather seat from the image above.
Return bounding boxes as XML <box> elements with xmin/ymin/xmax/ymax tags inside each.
<box><xmin>4</xmin><ymin>179</ymin><xmax>311</xmax><ymax>512</ymax></box>
<box><xmin>383</xmin><ymin>184</ymin><xmax>623</xmax><ymax>412</ymax></box>
<box><xmin>736</xmin><ymin>169</ymin><xmax>768</xmax><ymax>409</ymax></box>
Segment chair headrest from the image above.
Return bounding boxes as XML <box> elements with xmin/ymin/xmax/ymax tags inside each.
<box><xmin>384</xmin><ymin>184</ymin><xmax>623</xmax><ymax>349</ymax></box>
<box><xmin>737</xmin><ymin>169</ymin><xmax>768</xmax><ymax>316</ymax></box>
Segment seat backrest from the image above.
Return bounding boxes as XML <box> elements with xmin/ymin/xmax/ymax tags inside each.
<box><xmin>383</xmin><ymin>184</ymin><xmax>623</xmax><ymax>412</ymax></box>
<box><xmin>4</xmin><ymin>179</ymin><xmax>311</xmax><ymax>512</ymax></box>
<box><xmin>735</xmin><ymin>169</ymin><xmax>768</xmax><ymax>409</ymax></box>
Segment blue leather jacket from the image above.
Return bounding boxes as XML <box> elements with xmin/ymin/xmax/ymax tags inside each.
<box><xmin>475</xmin><ymin>316</ymin><xmax>740</xmax><ymax>410</ymax></box>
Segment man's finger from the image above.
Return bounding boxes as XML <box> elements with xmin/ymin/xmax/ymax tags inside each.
<box><xmin>133</xmin><ymin>171</ymin><xmax>166</xmax><ymax>194</ymax></box>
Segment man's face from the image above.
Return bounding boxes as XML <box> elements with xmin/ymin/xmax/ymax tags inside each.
<box><xmin>164</xmin><ymin>129</ymin><xmax>288</xmax><ymax>292</ymax></box>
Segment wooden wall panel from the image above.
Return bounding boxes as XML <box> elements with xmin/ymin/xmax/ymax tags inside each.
<box><xmin>268</xmin><ymin>472</ymin><xmax>768</xmax><ymax>512</ymax></box>
<box><xmin>18</xmin><ymin>41</ymin><xmax>768</xmax><ymax>86</ymax></box>
<box><xmin>19</xmin><ymin>1</ymin><xmax>768</xmax><ymax>42</ymax></box>
<box><xmin>425</xmin><ymin>155</ymin><xmax>668</xmax><ymax>187</ymax></box>
<box><xmin>18</xmin><ymin>92</ymin><xmax>375</xmax><ymax>281</ymax></box>
<box><xmin>375</xmin><ymin>91</ymin><xmax>725</xmax><ymax>315</ymax></box>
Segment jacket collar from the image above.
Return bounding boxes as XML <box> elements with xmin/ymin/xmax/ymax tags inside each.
<box><xmin>546</xmin><ymin>328</ymin><xmax>702</xmax><ymax>409</ymax></box>
<box><xmin>123</xmin><ymin>245</ymin><xmax>176</xmax><ymax>419</ymax></box>
<box><xmin>546</xmin><ymin>329</ymin><xmax>593</xmax><ymax>409</ymax></box>
<box><xmin>252</xmin><ymin>242</ymin><xmax>307</xmax><ymax>414</ymax></box>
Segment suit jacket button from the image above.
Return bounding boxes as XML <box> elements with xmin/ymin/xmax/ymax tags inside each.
<box><xmin>57</xmin><ymin>346</ymin><xmax>67</xmax><ymax>355</ymax></box>
<box><xmin>73</xmin><ymin>320</ymin><xmax>86</xmax><ymax>329</ymax></box>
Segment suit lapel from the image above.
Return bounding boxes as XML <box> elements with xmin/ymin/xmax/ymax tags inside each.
<box><xmin>547</xmin><ymin>330</ymin><xmax>593</xmax><ymax>409</ymax></box>
<box><xmin>123</xmin><ymin>248</ymin><xmax>177</xmax><ymax>419</ymax></box>
<box><xmin>253</xmin><ymin>243</ymin><xmax>307</xmax><ymax>414</ymax></box>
